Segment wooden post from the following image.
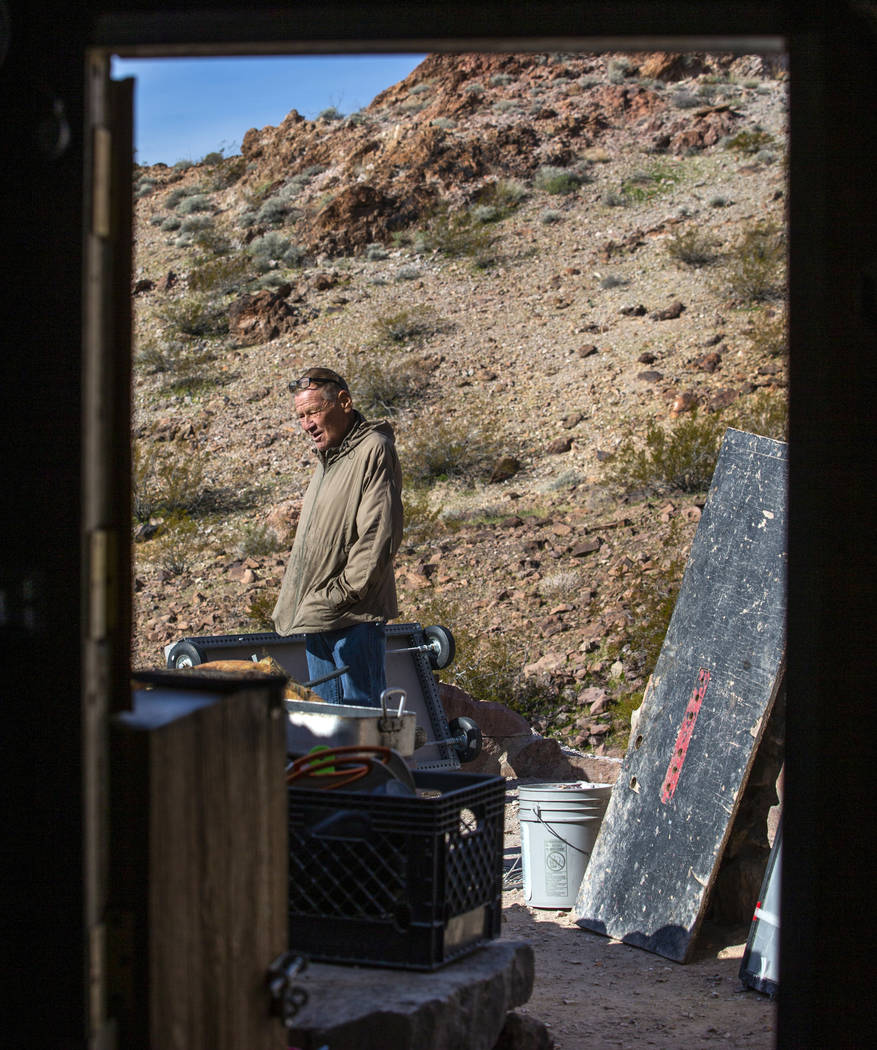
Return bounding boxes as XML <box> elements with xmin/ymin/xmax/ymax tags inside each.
<box><xmin>107</xmin><ymin>674</ymin><xmax>288</xmax><ymax>1050</ymax></box>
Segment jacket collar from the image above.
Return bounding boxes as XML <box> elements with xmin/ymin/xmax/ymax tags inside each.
<box><xmin>321</xmin><ymin>411</ymin><xmax>365</xmax><ymax>465</ymax></box>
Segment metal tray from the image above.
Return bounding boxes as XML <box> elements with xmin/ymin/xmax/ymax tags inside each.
<box><xmin>285</xmin><ymin>693</ymin><xmax>418</xmax><ymax>757</ymax></box>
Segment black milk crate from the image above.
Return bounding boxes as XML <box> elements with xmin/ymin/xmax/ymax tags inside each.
<box><xmin>288</xmin><ymin>770</ymin><xmax>505</xmax><ymax>970</ymax></box>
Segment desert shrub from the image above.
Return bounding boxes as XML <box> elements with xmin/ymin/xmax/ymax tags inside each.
<box><xmin>671</xmin><ymin>89</ymin><xmax>700</xmax><ymax>108</ymax></box>
<box><xmin>411</xmin><ymin>595</ymin><xmax>560</xmax><ymax>722</ymax></box>
<box><xmin>416</xmin><ymin>206</ymin><xmax>497</xmax><ymax>263</ymax></box>
<box><xmin>666</xmin><ymin>227</ymin><xmax>722</xmax><ymax>267</ymax></box>
<box><xmin>172</xmin><ymin>158</ymin><xmax>193</xmax><ymax>172</ymax></box>
<box><xmin>136</xmin><ymin>332</ymin><xmax>222</xmax><ymax>382</ymax></box>
<box><xmin>471</xmin><ymin>204</ymin><xmax>501</xmax><ymax>224</ymax></box>
<box><xmin>728</xmin><ymin>390</ymin><xmax>788</xmax><ymax>441</ymax></box>
<box><xmin>135</xmin><ymin>337</ymin><xmax>181</xmax><ymax>376</ymax></box>
<box><xmin>337</xmin><ymin>350</ymin><xmax>425</xmax><ymax>415</ymax></box>
<box><xmin>724</xmin><ymin>128</ymin><xmax>774</xmax><ymax>154</ymax></box>
<box><xmin>179</xmin><ymin>214</ymin><xmax>213</xmax><ymax>235</ymax></box>
<box><xmin>177</xmin><ymin>193</ymin><xmax>212</xmax><ymax>215</ymax></box>
<box><xmin>201</xmin><ymin>151</ymin><xmax>223</xmax><ymax>166</ymax></box>
<box><xmin>489</xmin><ymin>72</ymin><xmax>514</xmax><ymax>87</ymax></box>
<box><xmin>709</xmin><ymin>195</ymin><xmax>732</xmax><ymax>208</ymax></box>
<box><xmin>189</xmin><ymin>225</ymin><xmax>233</xmax><ymax>257</ymax></box>
<box><xmin>432</xmin><ymin>117</ymin><xmax>456</xmax><ymax>131</ymax></box>
<box><xmin>248</xmin><ymin>231</ymin><xmax>305</xmax><ymax>270</ymax></box>
<box><xmin>156</xmin><ymin>510</ymin><xmax>198</xmax><ymax>576</ymax></box>
<box><xmin>395</xmin><ymin>264</ymin><xmax>421</xmax><ymax>281</ymax></box>
<box><xmin>135</xmin><ymin>177</ymin><xmax>156</xmax><ymax>199</ymax></box>
<box><xmin>132</xmin><ymin>441</ymin><xmax>158</xmax><ymax>521</ymax></box>
<box><xmin>149</xmin><ymin>212</ymin><xmax>165</xmax><ymax>226</ymax></box>
<box><xmin>539</xmin><ymin>209</ymin><xmax>563</xmax><ymax>224</ymax></box>
<box><xmin>247</xmin><ymin>591</ymin><xmax>279</xmax><ymax>630</ymax></box>
<box><xmin>373</xmin><ymin>305</ymin><xmax>447</xmax><ymax>347</ymax></box>
<box><xmin>602</xmin><ymin>190</ymin><xmax>628</xmax><ymax>207</ymax></box>
<box><xmin>538</xmin><ymin>569</ymin><xmax>587</xmax><ymax>602</ymax></box>
<box><xmin>187</xmin><ymin>253</ymin><xmax>251</xmax><ymax>295</ymax></box>
<box><xmin>605</xmin><ymin>410</ymin><xmax>728</xmax><ymax>496</ymax></box>
<box><xmin>132</xmin><ymin>441</ymin><xmax>208</xmax><ymax>520</ymax></box>
<box><xmin>365</xmin><ymin>243</ymin><xmax>389</xmax><ymax>261</ymax></box>
<box><xmin>748</xmin><ymin>308</ymin><xmax>788</xmax><ymax>358</ymax></box>
<box><xmin>599</xmin><ymin>273</ymin><xmax>627</xmax><ymax>289</ymax></box>
<box><xmin>256</xmin><ymin>195</ymin><xmax>293</xmax><ymax>227</ymax></box>
<box><xmin>400</xmin><ymin>409</ymin><xmax>504</xmax><ymax>483</ymax></box>
<box><xmin>244</xmin><ymin>180</ymin><xmax>274</xmax><ymax>205</ymax></box>
<box><xmin>237</xmin><ymin>209</ymin><xmax>258</xmax><ymax>229</ymax></box>
<box><xmin>155</xmin><ymin>446</ymin><xmax>208</xmax><ymax>514</ymax></box>
<box><xmin>493</xmin><ymin>98</ymin><xmax>519</xmax><ymax>114</ymax></box>
<box><xmin>400</xmin><ymin>484</ymin><xmax>443</xmax><ymax>539</ymax></box>
<box><xmin>538</xmin><ymin>469</ymin><xmax>583</xmax><ymax>493</ymax></box>
<box><xmin>723</xmin><ymin>220</ymin><xmax>785</xmax><ymax>302</ymax></box>
<box><xmin>160</xmin><ymin>215</ymin><xmax>182</xmax><ymax>232</ymax></box>
<box><xmin>165</xmin><ymin>185</ymin><xmax>197</xmax><ymax>209</ymax></box>
<box><xmin>619</xmin><ymin>163</ymin><xmax>682</xmax><ymax>203</ymax></box>
<box><xmin>316</xmin><ymin>106</ymin><xmax>343</xmax><ymax>121</ymax></box>
<box><xmin>207</xmin><ymin>155</ymin><xmax>246</xmax><ymax>190</ymax></box>
<box><xmin>534</xmin><ymin>165</ymin><xmax>585</xmax><ymax>194</ymax></box>
<box><xmin>492</xmin><ymin>179</ymin><xmax>528</xmax><ymax>206</ymax></box>
<box><xmin>603</xmin><ymin>549</ymin><xmax>687</xmax><ymax>748</ymax></box>
<box><xmin>237</xmin><ymin>521</ymin><xmax>283</xmax><ymax>558</ymax></box>
<box><xmin>159</xmin><ymin>293</ymin><xmax>228</xmax><ymax>338</ymax></box>
<box><xmin>607</xmin><ymin>57</ymin><xmax>633</xmax><ymax>84</ymax></box>
<box><xmin>254</xmin><ymin>271</ymin><xmax>292</xmax><ymax>290</ymax></box>
<box><xmin>471</xmin><ymin>179</ymin><xmax>527</xmax><ymax>222</ymax></box>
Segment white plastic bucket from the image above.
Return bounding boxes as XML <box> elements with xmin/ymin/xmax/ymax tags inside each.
<box><xmin>518</xmin><ymin>782</ymin><xmax>612</xmax><ymax>909</ymax></box>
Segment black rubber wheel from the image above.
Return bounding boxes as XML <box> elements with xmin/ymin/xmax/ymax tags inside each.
<box><xmin>448</xmin><ymin>716</ymin><xmax>482</xmax><ymax>763</ymax></box>
<box><xmin>423</xmin><ymin>624</ymin><xmax>456</xmax><ymax>669</ymax></box>
<box><xmin>166</xmin><ymin>640</ymin><xmax>204</xmax><ymax>669</ymax></box>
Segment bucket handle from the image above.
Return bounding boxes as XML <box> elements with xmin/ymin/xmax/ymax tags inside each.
<box><xmin>531</xmin><ymin>801</ymin><xmax>594</xmax><ymax>857</ymax></box>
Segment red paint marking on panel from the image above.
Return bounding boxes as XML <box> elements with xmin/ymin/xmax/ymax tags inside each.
<box><xmin>661</xmin><ymin>668</ymin><xmax>710</xmax><ymax>804</ymax></box>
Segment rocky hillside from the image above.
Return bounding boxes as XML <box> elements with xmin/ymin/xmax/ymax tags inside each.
<box><xmin>130</xmin><ymin>50</ymin><xmax>788</xmax><ymax>754</ymax></box>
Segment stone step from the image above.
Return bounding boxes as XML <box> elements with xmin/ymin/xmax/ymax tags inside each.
<box><xmin>286</xmin><ymin>939</ymin><xmax>539</xmax><ymax>1050</ymax></box>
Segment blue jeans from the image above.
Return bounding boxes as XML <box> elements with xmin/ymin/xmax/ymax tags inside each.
<box><xmin>304</xmin><ymin>622</ymin><xmax>387</xmax><ymax>706</ymax></box>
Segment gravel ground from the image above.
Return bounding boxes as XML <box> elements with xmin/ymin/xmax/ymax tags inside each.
<box><xmin>500</xmin><ymin>782</ymin><xmax>777</xmax><ymax>1049</ymax></box>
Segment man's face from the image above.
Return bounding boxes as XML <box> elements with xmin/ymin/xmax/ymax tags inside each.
<box><xmin>294</xmin><ymin>386</ymin><xmax>353</xmax><ymax>451</ymax></box>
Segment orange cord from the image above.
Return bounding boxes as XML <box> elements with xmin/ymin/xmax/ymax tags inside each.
<box><xmin>286</xmin><ymin>745</ymin><xmax>395</xmax><ymax>789</ymax></box>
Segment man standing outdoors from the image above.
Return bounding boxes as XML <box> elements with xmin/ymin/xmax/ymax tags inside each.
<box><xmin>273</xmin><ymin>366</ymin><xmax>403</xmax><ymax>706</ymax></box>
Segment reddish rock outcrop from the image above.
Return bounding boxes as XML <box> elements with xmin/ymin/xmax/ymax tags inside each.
<box><xmin>227</xmin><ymin>288</ymin><xmax>306</xmax><ymax>345</ymax></box>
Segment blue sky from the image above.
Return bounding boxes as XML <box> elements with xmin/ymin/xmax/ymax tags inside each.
<box><xmin>111</xmin><ymin>54</ymin><xmax>427</xmax><ymax>166</ymax></box>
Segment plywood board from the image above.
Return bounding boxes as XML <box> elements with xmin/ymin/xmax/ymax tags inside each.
<box><xmin>574</xmin><ymin>428</ymin><xmax>787</xmax><ymax>961</ymax></box>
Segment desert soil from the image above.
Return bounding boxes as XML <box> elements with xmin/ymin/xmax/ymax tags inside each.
<box><xmin>500</xmin><ymin>782</ymin><xmax>776</xmax><ymax>1050</ymax></box>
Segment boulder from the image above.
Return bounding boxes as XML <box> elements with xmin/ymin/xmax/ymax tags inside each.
<box><xmin>265</xmin><ymin>499</ymin><xmax>301</xmax><ymax>546</ymax></box>
<box><xmin>286</xmin><ymin>940</ymin><xmax>535</xmax><ymax>1050</ymax></box>
<box><xmin>227</xmin><ymin>288</ymin><xmax>303</xmax><ymax>346</ymax></box>
<box><xmin>437</xmin><ymin>683</ymin><xmax>620</xmax><ymax>783</ymax></box>
<box><xmin>439</xmin><ymin>683</ymin><xmax>530</xmax><ymax>737</ymax></box>
<box><xmin>493</xmin><ymin>1011</ymin><xmax>554</xmax><ymax>1050</ymax></box>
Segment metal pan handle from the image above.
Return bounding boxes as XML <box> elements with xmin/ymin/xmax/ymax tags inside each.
<box><xmin>380</xmin><ymin>687</ymin><xmax>407</xmax><ymax>717</ymax></box>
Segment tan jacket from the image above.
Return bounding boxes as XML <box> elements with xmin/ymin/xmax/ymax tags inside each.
<box><xmin>272</xmin><ymin>414</ymin><xmax>403</xmax><ymax>634</ymax></box>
